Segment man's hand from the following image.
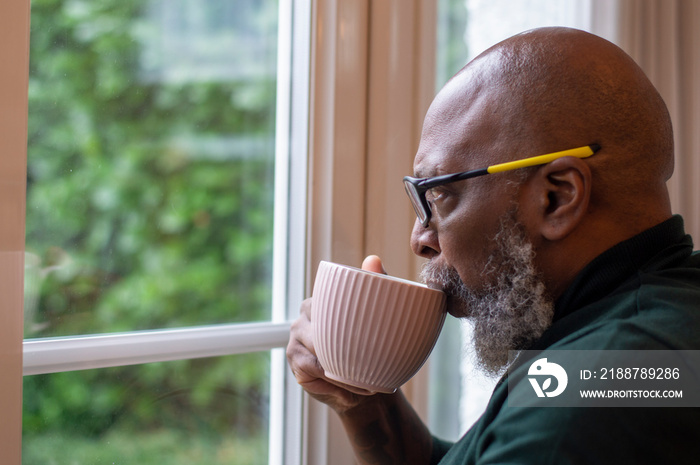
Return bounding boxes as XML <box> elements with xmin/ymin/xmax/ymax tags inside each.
<box><xmin>286</xmin><ymin>255</ymin><xmax>435</xmax><ymax>464</ymax></box>
<box><xmin>286</xmin><ymin>255</ymin><xmax>386</xmax><ymax>413</ymax></box>
<box><xmin>287</xmin><ymin>297</ymin><xmax>370</xmax><ymax>413</ymax></box>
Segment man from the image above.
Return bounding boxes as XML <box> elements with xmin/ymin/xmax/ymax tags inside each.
<box><xmin>287</xmin><ymin>27</ymin><xmax>700</xmax><ymax>464</ymax></box>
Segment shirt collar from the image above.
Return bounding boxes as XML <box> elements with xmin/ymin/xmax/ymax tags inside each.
<box><xmin>553</xmin><ymin>215</ymin><xmax>693</xmax><ymax>322</ymax></box>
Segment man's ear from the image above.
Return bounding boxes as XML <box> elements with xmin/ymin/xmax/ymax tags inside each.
<box><xmin>521</xmin><ymin>156</ymin><xmax>591</xmax><ymax>242</ymax></box>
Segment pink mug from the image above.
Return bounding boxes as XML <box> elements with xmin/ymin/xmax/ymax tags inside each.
<box><xmin>312</xmin><ymin>261</ymin><xmax>446</xmax><ymax>394</ymax></box>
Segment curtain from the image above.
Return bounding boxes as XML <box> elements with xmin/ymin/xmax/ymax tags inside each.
<box><xmin>612</xmin><ymin>0</ymin><xmax>700</xmax><ymax>241</ymax></box>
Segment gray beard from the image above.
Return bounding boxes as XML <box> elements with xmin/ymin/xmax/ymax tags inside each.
<box><xmin>420</xmin><ymin>212</ymin><xmax>554</xmax><ymax>375</ymax></box>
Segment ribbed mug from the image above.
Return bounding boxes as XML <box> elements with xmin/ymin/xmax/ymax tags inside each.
<box><xmin>312</xmin><ymin>261</ymin><xmax>447</xmax><ymax>394</ymax></box>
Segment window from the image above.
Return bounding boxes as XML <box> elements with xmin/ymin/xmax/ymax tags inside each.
<box><xmin>4</xmin><ymin>0</ymin><xmax>436</xmax><ymax>463</ymax></box>
<box><xmin>25</xmin><ymin>0</ymin><xmax>282</xmax><ymax>337</ymax></box>
<box><xmin>23</xmin><ymin>353</ymin><xmax>273</xmax><ymax>464</ymax></box>
<box><xmin>20</xmin><ymin>0</ymin><xmax>309</xmax><ymax>463</ymax></box>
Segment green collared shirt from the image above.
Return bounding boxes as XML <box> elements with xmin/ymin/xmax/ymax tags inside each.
<box><xmin>432</xmin><ymin>215</ymin><xmax>700</xmax><ymax>464</ymax></box>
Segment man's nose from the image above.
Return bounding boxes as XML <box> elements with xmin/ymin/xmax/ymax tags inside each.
<box><xmin>410</xmin><ymin>218</ymin><xmax>440</xmax><ymax>259</ymax></box>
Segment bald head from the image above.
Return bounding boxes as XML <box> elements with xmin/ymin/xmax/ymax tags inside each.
<box><xmin>412</xmin><ymin>28</ymin><xmax>675</xmax><ymax>300</ymax></box>
<box><xmin>432</xmin><ymin>27</ymin><xmax>673</xmax><ymax>222</ymax></box>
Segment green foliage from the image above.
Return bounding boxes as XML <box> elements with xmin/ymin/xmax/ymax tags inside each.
<box><xmin>23</xmin><ymin>353</ymin><xmax>271</xmax><ymax>438</ymax></box>
<box><xmin>23</xmin><ymin>0</ymin><xmax>280</xmax><ymax>453</ymax></box>
<box><xmin>23</xmin><ymin>423</ymin><xmax>268</xmax><ymax>465</ymax></box>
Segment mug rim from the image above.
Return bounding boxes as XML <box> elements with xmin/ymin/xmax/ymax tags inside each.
<box><xmin>318</xmin><ymin>260</ymin><xmax>444</xmax><ymax>295</ymax></box>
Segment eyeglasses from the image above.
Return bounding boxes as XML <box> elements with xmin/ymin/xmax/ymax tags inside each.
<box><xmin>403</xmin><ymin>144</ymin><xmax>601</xmax><ymax>227</ymax></box>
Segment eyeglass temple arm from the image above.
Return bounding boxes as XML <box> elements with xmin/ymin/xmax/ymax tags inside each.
<box><xmin>486</xmin><ymin>144</ymin><xmax>601</xmax><ymax>174</ymax></box>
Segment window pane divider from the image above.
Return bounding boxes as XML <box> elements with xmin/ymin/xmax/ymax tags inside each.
<box><xmin>23</xmin><ymin>322</ymin><xmax>291</xmax><ymax>376</ymax></box>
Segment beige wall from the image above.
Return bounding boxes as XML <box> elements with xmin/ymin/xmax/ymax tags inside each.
<box><xmin>0</xmin><ymin>0</ymin><xmax>30</xmax><ymax>463</ymax></box>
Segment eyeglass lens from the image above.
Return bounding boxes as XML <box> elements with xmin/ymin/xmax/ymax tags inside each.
<box><xmin>404</xmin><ymin>181</ymin><xmax>429</xmax><ymax>225</ymax></box>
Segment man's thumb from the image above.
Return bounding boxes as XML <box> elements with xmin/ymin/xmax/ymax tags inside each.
<box><xmin>361</xmin><ymin>255</ymin><xmax>387</xmax><ymax>275</ymax></box>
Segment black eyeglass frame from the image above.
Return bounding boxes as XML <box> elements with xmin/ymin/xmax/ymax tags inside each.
<box><xmin>403</xmin><ymin>144</ymin><xmax>601</xmax><ymax>227</ymax></box>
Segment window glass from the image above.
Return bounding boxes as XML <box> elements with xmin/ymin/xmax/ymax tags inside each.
<box><xmin>25</xmin><ymin>0</ymin><xmax>280</xmax><ymax>338</ymax></box>
<box><xmin>23</xmin><ymin>352</ymin><xmax>270</xmax><ymax>465</ymax></box>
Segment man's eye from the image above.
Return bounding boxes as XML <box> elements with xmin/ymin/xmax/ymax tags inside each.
<box><xmin>425</xmin><ymin>187</ymin><xmax>448</xmax><ymax>202</ymax></box>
